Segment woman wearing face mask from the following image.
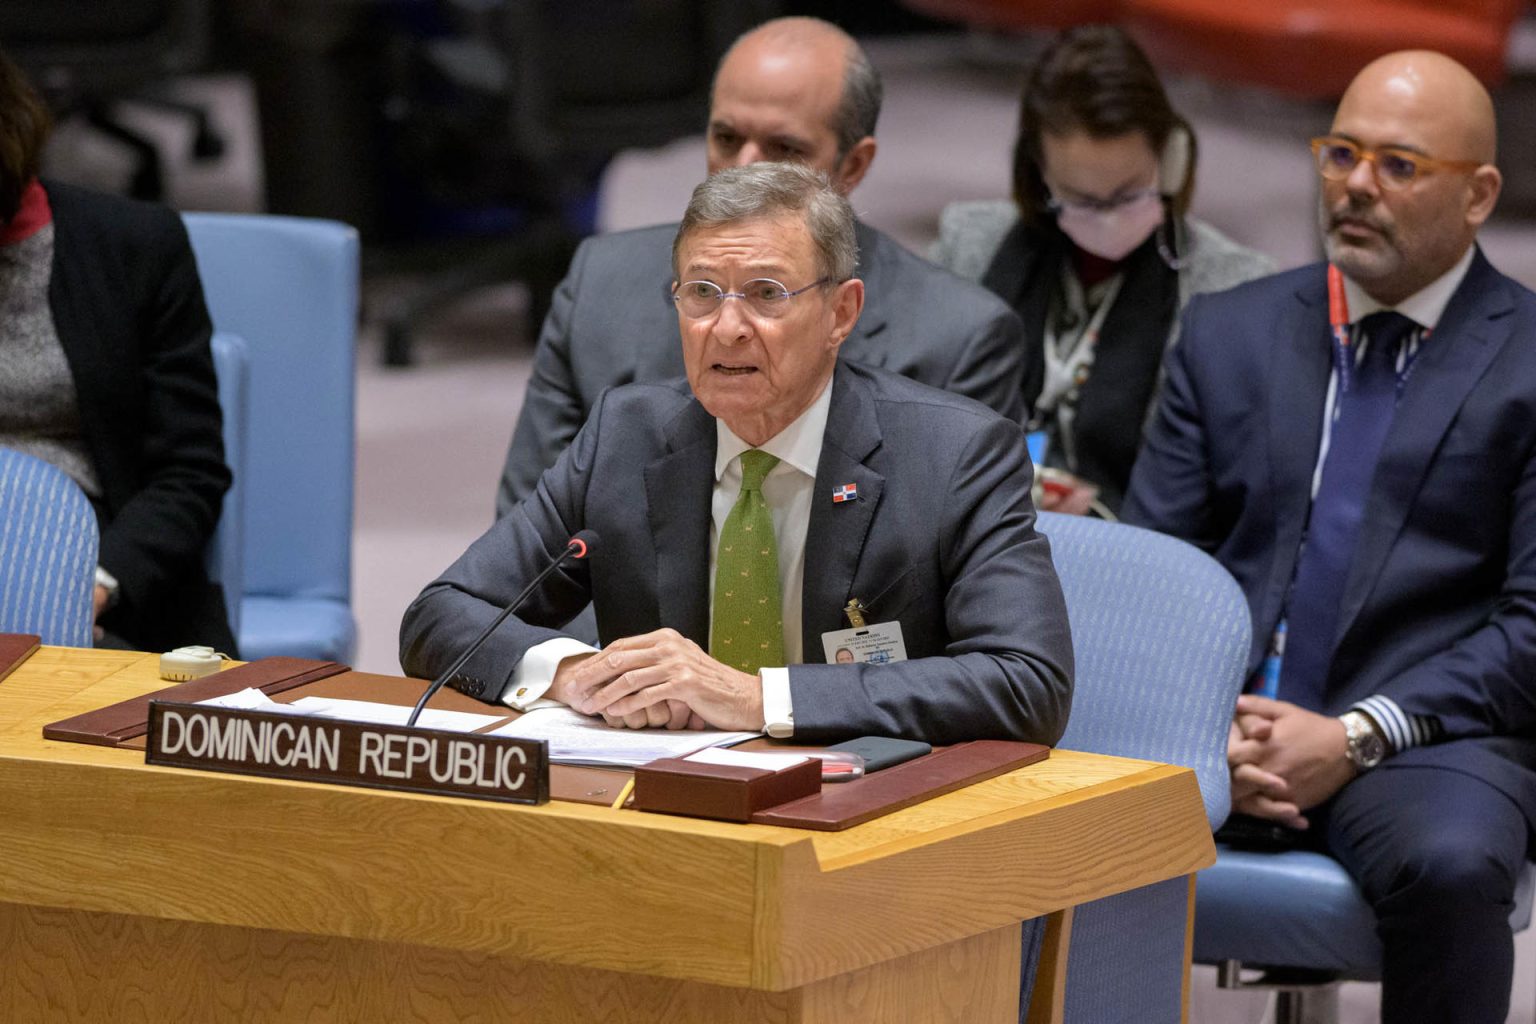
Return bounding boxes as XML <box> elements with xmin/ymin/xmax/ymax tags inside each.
<box><xmin>931</xmin><ymin>25</ymin><xmax>1274</xmax><ymax>515</ymax></box>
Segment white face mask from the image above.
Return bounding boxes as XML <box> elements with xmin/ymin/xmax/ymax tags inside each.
<box><xmin>1052</xmin><ymin>191</ymin><xmax>1166</xmax><ymax>262</ymax></box>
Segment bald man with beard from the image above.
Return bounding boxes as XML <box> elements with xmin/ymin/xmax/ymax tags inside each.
<box><xmin>1125</xmin><ymin>52</ymin><xmax>1534</xmax><ymax>1021</ymax></box>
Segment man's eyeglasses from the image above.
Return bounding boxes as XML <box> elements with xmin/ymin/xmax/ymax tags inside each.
<box><xmin>672</xmin><ymin>277</ymin><xmax>831</xmax><ymax>319</ymax></box>
<box><xmin>1310</xmin><ymin>136</ymin><xmax>1481</xmax><ymax>191</ymax></box>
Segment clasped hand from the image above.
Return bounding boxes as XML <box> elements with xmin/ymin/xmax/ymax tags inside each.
<box><xmin>549</xmin><ymin>629</ymin><xmax>765</xmax><ymax>731</ymax></box>
<box><xmin>1227</xmin><ymin>694</ymin><xmax>1355</xmax><ymax>830</ymax></box>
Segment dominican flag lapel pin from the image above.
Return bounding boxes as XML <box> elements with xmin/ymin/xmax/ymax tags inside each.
<box><xmin>832</xmin><ymin>482</ymin><xmax>858</xmax><ymax>503</ymax></box>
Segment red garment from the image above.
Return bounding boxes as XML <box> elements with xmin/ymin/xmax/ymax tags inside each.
<box><xmin>1070</xmin><ymin>244</ymin><xmax>1123</xmax><ymax>289</ymax></box>
<box><xmin>1</xmin><ymin>179</ymin><xmax>53</xmax><ymax>245</ymax></box>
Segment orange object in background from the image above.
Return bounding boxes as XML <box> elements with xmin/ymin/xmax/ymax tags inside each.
<box><xmin>1123</xmin><ymin>0</ymin><xmax>1525</xmax><ymax>99</ymax></box>
<box><xmin>899</xmin><ymin>0</ymin><xmax>1121</xmax><ymax>31</ymax></box>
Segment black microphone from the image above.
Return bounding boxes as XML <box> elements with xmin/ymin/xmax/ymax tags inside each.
<box><xmin>405</xmin><ymin>530</ymin><xmax>599</xmax><ymax>727</ymax></box>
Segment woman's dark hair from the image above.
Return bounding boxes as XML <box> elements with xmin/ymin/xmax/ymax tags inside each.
<box><xmin>1011</xmin><ymin>25</ymin><xmax>1195</xmax><ymax>229</ymax></box>
<box><xmin>0</xmin><ymin>48</ymin><xmax>51</xmax><ymax>225</ymax></box>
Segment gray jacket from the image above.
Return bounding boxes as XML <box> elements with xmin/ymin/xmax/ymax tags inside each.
<box><xmin>409</xmin><ymin>361</ymin><xmax>1074</xmax><ymax>746</ymax></box>
<box><xmin>930</xmin><ymin>199</ymin><xmax>1276</xmax><ymax>353</ymax></box>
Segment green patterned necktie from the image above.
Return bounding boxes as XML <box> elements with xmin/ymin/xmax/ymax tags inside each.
<box><xmin>711</xmin><ymin>449</ymin><xmax>784</xmax><ymax>673</ymax></box>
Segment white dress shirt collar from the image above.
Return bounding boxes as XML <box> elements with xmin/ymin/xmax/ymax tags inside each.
<box><xmin>1341</xmin><ymin>245</ymin><xmax>1475</xmax><ymax>330</ymax></box>
<box><xmin>714</xmin><ymin>374</ymin><xmax>833</xmax><ymax>483</ymax></box>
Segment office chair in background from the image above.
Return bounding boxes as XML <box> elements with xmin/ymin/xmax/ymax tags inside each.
<box><xmin>1032</xmin><ymin>511</ymin><xmax>1250</xmax><ymax>1023</ymax></box>
<box><xmin>185</xmin><ymin>212</ymin><xmax>360</xmax><ymax>664</ymax></box>
<box><xmin>368</xmin><ymin>0</ymin><xmax>784</xmax><ymax>366</ymax></box>
<box><xmin>234</xmin><ymin>0</ymin><xmax>777</xmax><ymax>367</ymax></box>
<box><xmin>0</xmin><ymin>449</ymin><xmax>99</xmax><ymax>648</ymax></box>
<box><xmin>0</xmin><ymin>0</ymin><xmax>223</xmax><ymax>201</ymax></box>
<box><xmin>206</xmin><ymin>331</ymin><xmax>249</xmax><ymax>641</ymax></box>
<box><xmin>1195</xmin><ymin>840</ymin><xmax>1535</xmax><ymax>1022</ymax></box>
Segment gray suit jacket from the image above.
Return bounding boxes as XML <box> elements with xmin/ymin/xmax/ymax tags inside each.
<box><xmin>496</xmin><ymin>219</ymin><xmax>1029</xmax><ymax>514</ymax></box>
<box><xmin>407</xmin><ymin>362</ymin><xmax>1073</xmax><ymax>746</ymax></box>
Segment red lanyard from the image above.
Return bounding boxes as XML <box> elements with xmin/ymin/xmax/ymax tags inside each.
<box><xmin>1327</xmin><ymin>264</ymin><xmax>1355</xmax><ymax>393</ymax></box>
<box><xmin>1328</xmin><ymin>264</ymin><xmax>1426</xmax><ymax>395</ymax></box>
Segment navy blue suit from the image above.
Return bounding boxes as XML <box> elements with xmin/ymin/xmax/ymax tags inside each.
<box><xmin>1125</xmin><ymin>251</ymin><xmax>1536</xmax><ymax>1022</ymax></box>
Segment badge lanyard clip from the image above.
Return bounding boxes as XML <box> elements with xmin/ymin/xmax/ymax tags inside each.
<box><xmin>1327</xmin><ymin>263</ymin><xmax>1354</xmax><ymax>393</ymax></box>
<box><xmin>843</xmin><ymin>599</ymin><xmax>867</xmax><ymax>629</ymax></box>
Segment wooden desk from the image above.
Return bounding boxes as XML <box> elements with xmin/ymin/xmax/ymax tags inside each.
<box><xmin>0</xmin><ymin>647</ymin><xmax>1214</xmax><ymax>1023</ymax></box>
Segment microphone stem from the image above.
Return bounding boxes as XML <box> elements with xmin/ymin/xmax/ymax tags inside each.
<box><xmin>405</xmin><ymin>541</ymin><xmax>581</xmax><ymax>727</ymax></box>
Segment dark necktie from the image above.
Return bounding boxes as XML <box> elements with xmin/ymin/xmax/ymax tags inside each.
<box><xmin>1277</xmin><ymin>311</ymin><xmax>1417</xmax><ymax>710</ymax></box>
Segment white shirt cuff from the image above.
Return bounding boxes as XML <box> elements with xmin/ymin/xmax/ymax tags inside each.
<box><xmin>1351</xmin><ymin>695</ymin><xmax>1440</xmax><ymax>754</ymax></box>
<box><xmin>504</xmin><ymin>637</ymin><xmax>598</xmax><ymax>711</ymax></box>
<box><xmin>761</xmin><ymin>667</ymin><xmax>794</xmax><ymax>738</ymax></box>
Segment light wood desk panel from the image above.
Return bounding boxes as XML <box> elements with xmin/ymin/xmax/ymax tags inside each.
<box><xmin>0</xmin><ymin>647</ymin><xmax>1214</xmax><ymax>1023</ymax></box>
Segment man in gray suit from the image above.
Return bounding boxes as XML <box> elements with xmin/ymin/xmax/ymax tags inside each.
<box><xmin>495</xmin><ymin>16</ymin><xmax>1028</xmax><ymax>515</ymax></box>
<box><xmin>404</xmin><ymin>163</ymin><xmax>1072</xmax><ymax>743</ymax></box>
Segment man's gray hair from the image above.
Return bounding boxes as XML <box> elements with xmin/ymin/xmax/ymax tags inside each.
<box><xmin>673</xmin><ymin>163</ymin><xmax>859</xmax><ymax>283</ymax></box>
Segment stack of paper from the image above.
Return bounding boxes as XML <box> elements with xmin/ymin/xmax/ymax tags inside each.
<box><xmin>197</xmin><ymin>688</ymin><xmax>507</xmax><ymax>734</ymax></box>
<box><xmin>490</xmin><ymin>707</ymin><xmax>759</xmax><ymax>767</ymax></box>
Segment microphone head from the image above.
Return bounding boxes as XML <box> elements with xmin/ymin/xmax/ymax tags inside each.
<box><xmin>567</xmin><ymin>530</ymin><xmax>600</xmax><ymax>560</ymax></box>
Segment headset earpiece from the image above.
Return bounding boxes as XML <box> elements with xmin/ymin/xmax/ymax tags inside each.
<box><xmin>1160</xmin><ymin>124</ymin><xmax>1193</xmax><ymax>197</ymax></box>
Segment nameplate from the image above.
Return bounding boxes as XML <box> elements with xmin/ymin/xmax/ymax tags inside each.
<box><xmin>145</xmin><ymin>701</ymin><xmax>549</xmax><ymax>805</ymax></box>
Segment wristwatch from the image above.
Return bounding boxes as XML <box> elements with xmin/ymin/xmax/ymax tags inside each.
<box><xmin>1340</xmin><ymin>710</ymin><xmax>1388</xmax><ymax>771</ymax></box>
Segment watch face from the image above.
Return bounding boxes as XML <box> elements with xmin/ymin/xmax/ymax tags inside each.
<box><xmin>1346</xmin><ymin>715</ymin><xmax>1386</xmax><ymax>769</ymax></box>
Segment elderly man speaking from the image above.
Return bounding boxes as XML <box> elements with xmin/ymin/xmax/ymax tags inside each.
<box><xmin>401</xmin><ymin>163</ymin><xmax>1072</xmax><ymax>746</ymax></box>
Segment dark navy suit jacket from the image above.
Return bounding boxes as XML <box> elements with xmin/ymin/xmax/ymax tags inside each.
<box><xmin>405</xmin><ymin>362</ymin><xmax>1073</xmax><ymax>747</ymax></box>
<box><xmin>1124</xmin><ymin>251</ymin><xmax>1536</xmax><ymax>832</ymax></box>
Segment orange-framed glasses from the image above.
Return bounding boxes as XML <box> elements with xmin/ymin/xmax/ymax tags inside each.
<box><xmin>1310</xmin><ymin>136</ymin><xmax>1482</xmax><ymax>191</ymax></box>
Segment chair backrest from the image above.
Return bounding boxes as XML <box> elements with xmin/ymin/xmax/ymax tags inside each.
<box><xmin>1124</xmin><ymin>0</ymin><xmax>1524</xmax><ymax>98</ymax></box>
<box><xmin>205</xmin><ymin>330</ymin><xmax>248</xmax><ymax>637</ymax></box>
<box><xmin>0</xmin><ymin>0</ymin><xmax>209</xmax><ymax>96</ymax></box>
<box><xmin>181</xmin><ymin>213</ymin><xmax>359</xmax><ymax>617</ymax></box>
<box><xmin>1039</xmin><ymin>511</ymin><xmax>1250</xmax><ymax>828</ymax></box>
<box><xmin>0</xmin><ymin>448</ymin><xmax>100</xmax><ymax>646</ymax></box>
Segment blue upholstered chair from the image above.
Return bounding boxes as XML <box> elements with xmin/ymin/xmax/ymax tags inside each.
<box><xmin>1032</xmin><ymin>511</ymin><xmax>1250</xmax><ymax>1023</ymax></box>
<box><xmin>206</xmin><ymin>330</ymin><xmax>248</xmax><ymax>642</ymax></box>
<box><xmin>183</xmin><ymin>213</ymin><xmax>360</xmax><ymax>662</ymax></box>
<box><xmin>0</xmin><ymin>448</ymin><xmax>100</xmax><ymax>646</ymax></box>
<box><xmin>1195</xmin><ymin>815</ymin><xmax>1535</xmax><ymax>1022</ymax></box>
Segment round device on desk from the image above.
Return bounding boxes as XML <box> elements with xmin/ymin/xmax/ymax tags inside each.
<box><xmin>158</xmin><ymin>646</ymin><xmax>228</xmax><ymax>681</ymax></box>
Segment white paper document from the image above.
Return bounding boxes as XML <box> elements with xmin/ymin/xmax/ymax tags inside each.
<box><xmin>197</xmin><ymin>688</ymin><xmax>307</xmax><ymax>713</ymax></box>
<box><xmin>196</xmin><ymin>689</ymin><xmax>507</xmax><ymax>734</ymax></box>
<box><xmin>685</xmin><ymin>747</ymin><xmax>809</xmax><ymax>771</ymax></box>
<box><xmin>489</xmin><ymin>707</ymin><xmax>759</xmax><ymax>767</ymax></box>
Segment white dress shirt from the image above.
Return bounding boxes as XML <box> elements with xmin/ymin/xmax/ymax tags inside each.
<box><xmin>502</xmin><ymin>377</ymin><xmax>833</xmax><ymax>738</ymax></box>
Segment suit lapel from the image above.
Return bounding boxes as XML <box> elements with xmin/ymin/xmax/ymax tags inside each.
<box><xmin>643</xmin><ymin>401</ymin><xmax>716</xmax><ymax>647</ymax></box>
<box><xmin>1334</xmin><ymin>249</ymin><xmax>1515</xmax><ymax>645</ymax></box>
<box><xmin>800</xmin><ymin>365</ymin><xmax>885</xmax><ymax>660</ymax></box>
<box><xmin>1267</xmin><ymin>271</ymin><xmax>1332</xmax><ymax>606</ymax></box>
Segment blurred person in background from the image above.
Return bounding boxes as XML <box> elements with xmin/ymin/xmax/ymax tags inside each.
<box><xmin>496</xmin><ymin>15</ymin><xmax>1029</xmax><ymax>517</ymax></box>
<box><xmin>931</xmin><ymin>24</ymin><xmax>1272</xmax><ymax>516</ymax></box>
<box><xmin>0</xmin><ymin>49</ymin><xmax>234</xmax><ymax>654</ymax></box>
